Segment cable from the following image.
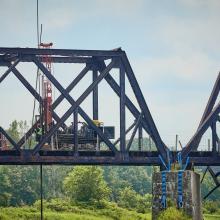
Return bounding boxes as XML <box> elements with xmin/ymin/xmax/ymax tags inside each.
<box><xmin>29</xmin><ymin>0</ymin><xmax>42</xmax><ymax>148</ymax></box>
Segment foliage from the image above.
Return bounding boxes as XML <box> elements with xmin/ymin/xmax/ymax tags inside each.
<box><xmin>196</xmin><ymin>168</ymin><xmax>220</xmax><ymax>201</ymax></box>
<box><xmin>103</xmin><ymin>166</ymin><xmax>152</xmax><ymax>201</ymax></box>
<box><xmin>158</xmin><ymin>207</ymin><xmax>191</xmax><ymax>220</ymax></box>
<box><xmin>0</xmin><ymin>200</ymin><xmax>150</xmax><ymax>220</ymax></box>
<box><xmin>0</xmin><ymin>167</ymin><xmax>11</xmax><ymax>206</ymax></box>
<box><xmin>118</xmin><ymin>187</ymin><xmax>139</xmax><ymax>210</ymax></box>
<box><xmin>118</xmin><ymin>187</ymin><xmax>151</xmax><ymax>213</ymax></box>
<box><xmin>203</xmin><ymin>201</ymin><xmax>220</xmax><ymax>214</ymax></box>
<box><xmin>63</xmin><ymin>166</ymin><xmax>111</xmax><ymax>203</ymax></box>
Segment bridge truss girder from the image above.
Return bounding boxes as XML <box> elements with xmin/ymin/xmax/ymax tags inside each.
<box><xmin>0</xmin><ymin>47</ymin><xmax>168</xmax><ymax>164</ymax></box>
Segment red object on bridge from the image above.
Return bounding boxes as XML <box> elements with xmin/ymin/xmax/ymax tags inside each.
<box><xmin>40</xmin><ymin>42</ymin><xmax>53</xmax><ymax>132</ymax></box>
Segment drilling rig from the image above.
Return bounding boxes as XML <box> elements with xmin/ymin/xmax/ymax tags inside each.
<box><xmin>36</xmin><ymin>43</ymin><xmax>115</xmax><ymax>150</ymax></box>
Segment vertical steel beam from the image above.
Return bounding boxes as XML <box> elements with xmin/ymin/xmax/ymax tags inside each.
<box><xmin>74</xmin><ymin>108</ymin><xmax>78</xmax><ymax>155</ymax></box>
<box><xmin>101</xmin><ymin>64</ymin><xmax>151</xmax><ymax>135</ymax></box>
<box><xmin>92</xmin><ymin>67</ymin><xmax>99</xmax><ymax>120</ymax></box>
<box><xmin>120</xmin><ymin>64</ymin><xmax>126</xmax><ymax>154</ymax></box>
<box><xmin>211</xmin><ymin>122</ymin><xmax>217</xmax><ymax>153</ymax></box>
<box><xmin>138</xmin><ymin>125</ymin><xmax>143</xmax><ymax>151</ymax></box>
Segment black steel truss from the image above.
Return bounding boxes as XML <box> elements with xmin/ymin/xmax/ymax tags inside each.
<box><xmin>0</xmin><ymin>47</ymin><xmax>220</xmax><ymax>166</ymax></box>
<box><xmin>0</xmin><ymin>47</ymin><xmax>169</xmax><ymax>165</ymax></box>
<box><xmin>181</xmin><ymin>73</ymin><xmax>220</xmax><ymax>160</ymax></box>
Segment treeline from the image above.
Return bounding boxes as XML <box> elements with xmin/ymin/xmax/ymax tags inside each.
<box><xmin>0</xmin><ymin>120</ymin><xmax>219</xmax><ymax>210</ymax></box>
<box><xmin>0</xmin><ymin>165</ymin><xmax>152</xmax><ymax>211</ymax></box>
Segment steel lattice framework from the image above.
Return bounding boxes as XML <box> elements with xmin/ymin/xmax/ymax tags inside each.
<box><xmin>0</xmin><ymin>47</ymin><xmax>220</xmax><ymax>166</ymax></box>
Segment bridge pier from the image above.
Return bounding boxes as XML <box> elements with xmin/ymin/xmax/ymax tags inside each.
<box><xmin>152</xmin><ymin>170</ymin><xmax>202</xmax><ymax>220</ymax></box>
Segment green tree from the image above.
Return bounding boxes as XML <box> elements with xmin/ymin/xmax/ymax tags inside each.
<box><xmin>7</xmin><ymin>120</ymin><xmax>20</xmax><ymax>142</ymax></box>
<box><xmin>6</xmin><ymin>166</ymin><xmax>40</xmax><ymax>205</ymax></box>
<box><xmin>103</xmin><ymin>166</ymin><xmax>152</xmax><ymax>201</ymax></box>
<box><xmin>63</xmin><ymin>166</ymin><xmax>110</xmax><ymax>203</ymax></box>
<box><xmin>0</xmin><ymin>166</ymin><xmax>11</xmax><ymax>206</ymax></box>
<box><xmin>118</xmin><ymin>187</ymin><xmax>139</xmax><ymax>210</ymax></box>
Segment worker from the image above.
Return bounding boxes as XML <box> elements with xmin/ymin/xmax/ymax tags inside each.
<box><xmin>35</xmin><ymin>124</ymin><xmax>42</xmax><ymax>142</ymax></box>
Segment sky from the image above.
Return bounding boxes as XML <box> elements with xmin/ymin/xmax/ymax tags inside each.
<box><xmin>0</xmin><ymin>0</ymin><xmax>220</xmax><ymax>149</ymax></box>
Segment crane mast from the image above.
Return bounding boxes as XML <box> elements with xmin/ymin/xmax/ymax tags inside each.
<box><xmin>40</xmin><ymin>42</ymin><xmax>53</xmax><ymax>133</ymax></box>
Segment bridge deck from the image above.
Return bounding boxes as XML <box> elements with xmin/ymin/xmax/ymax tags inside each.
<box><xmin>0</xmin><ymin>150</ymin><xmax>219</xmax><ymax>165</ymax></box>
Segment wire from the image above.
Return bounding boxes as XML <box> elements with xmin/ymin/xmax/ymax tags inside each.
<box><xmin>29</xmin><ymin>0</ymin><xmax>42</xmax><ymax>148</ymax></box>
<box><xmin>37</xmin><ymin>0</ymin><xmax>39</xmax><ymax>47</ymax></box>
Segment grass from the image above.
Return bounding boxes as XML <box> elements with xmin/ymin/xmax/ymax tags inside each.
<box><xmin>0</xmin><ymin>202</ymin><xmax>219</xmax><ymax>220</ymax></box>
<box><xmin>0</xmin><ymin>205</ymin><xmax>151</xmax><ymax>220</ymax></box>
<box><xmin>204</xmin><ymin>214</ymin><xmax>220</xmax><ymax>220</ymax></box>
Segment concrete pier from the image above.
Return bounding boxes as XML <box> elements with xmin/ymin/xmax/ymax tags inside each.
<box><xmin>152</xmin><ymin>170</ymin><xmax>202</xmax><ymax>220</ymax></box>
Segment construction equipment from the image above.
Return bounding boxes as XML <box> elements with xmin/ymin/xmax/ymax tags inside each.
<box><xmin>34</xmin><ymin>44</ymin><xmax>115</xmax><ymax>150</ymax></box>
<box><xmin>39</xmin><ymin>42</ymin><xmax>53</xmax><ymax>134</ymax></box>
<box><xmin>56</xmin><ymin>121</ymin><xmax>115</xmax><ymax>150</ymax></box>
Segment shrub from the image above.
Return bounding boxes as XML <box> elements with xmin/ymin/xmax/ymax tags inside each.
<box><xmin>158</xmin><ymin>207</ymin><xmax>191</xmax><ymax>220</ymax></box>
<box><xmin>203</xmin><ymin>201</ymin><xmax>220</xmax><ymax>214</ymax></box>
<box><xmin>63</xmin><ymin>166</ymin><xmax>111</xmax><ymax>203</ymax></box>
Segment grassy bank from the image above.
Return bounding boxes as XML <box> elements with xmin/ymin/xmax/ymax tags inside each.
<box><xmin>0</xmin><ymin>205</ymin><xmax>151</xmax><ymax>220</ymax></box>
<box><xmin>0</xmin><ymin>200</ymin><xmax>220</xmax><ymax>220</ymax></box>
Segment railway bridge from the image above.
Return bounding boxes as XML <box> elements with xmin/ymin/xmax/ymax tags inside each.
<box><xmin>0</xmin><ymin>47</ymin><xmax>220</xmax><ymax>219</ymax></box>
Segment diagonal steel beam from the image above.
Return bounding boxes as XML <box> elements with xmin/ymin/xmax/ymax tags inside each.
<box><xmin>204</xmin><ymin>183</ymin><xmax>220</xmax><ymax>200</ymax></box>
<box><xmin>127</xmin><ymin>113</ymin><xmax>142</xmax><ymax>151</ymax></box>
<box><xmin>9</xmin><ymin>66</ymin><xmax>65</xmax><ymax>147</ymax></box>
<box><xmin>32</xmin><ymin>57</ymin><xmax>118</xmax><ymax>154</ymax></box>
<box><xmin>121</xmin><ymin>54</ymin><xmax>168</xmax><ymax>161</ymax></box>
<box><xmin>200</xmin><ymin>73</ymin><xmax>220</xmax><ymax>126</ymax></box>
<box><xmin>52</xmin><ymin>65</ymin><xmax>90</xmax><ymax>110</ymax></box>
<box><xmin>18</xmin><ymin>65</ymin><xmax>90</xmax><ymax>147</ymax></box>
<box><xmin>0</xmin><ymin>127</ymin><xmax>20</xmax><ymax>151</ymax></box>
<box><xmin>0</xmin><ymin>59</ymin><xmax>20</xmax><ymax>83</ymax></box>
<box><xmin>97</xmin><ymin>61</ymin><xmax>152</xmax><ymax>135</ymax></box>
<box><xmin>182</xmin><ymin>101</ymin><xmax>220</xmax><ymax>158</ymax></box>
<box><xmin>114</xmin><ymin>120</ymin><xmax>137</xmax><ymax>146</ymax></box>
<box><xmin>193</xmin><ymin>73</ymin><xmax>220</xmax><ymax>149</ymax></box>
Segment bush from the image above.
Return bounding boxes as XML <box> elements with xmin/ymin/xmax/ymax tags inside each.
<box><xmin>118</xmin><ymin>187</ymin><xmax>138</xmax><ymax>210</ymax></box>
<box><xmin>203</xmin><ymin>201</ymin><xmax>220</xmax><ymax>214</ymax></box>
<box><xmin>118</xmin><ymin>187</ymin><xmax>152</xmax><ymax>214</ymax></box>
<box><xmin>136</xmin><ymin>194</ymin><xmax>152</xmax><ymax>213</ymax></box>
<box><xmin>158</xmin><ymin>207</ymin><xmax>190</xmax><ymax>220</ymax></box>
<box><xmin>63</xmin><ymin>166</ymin><xmax>111</xmax><ymax>203</ymax></box>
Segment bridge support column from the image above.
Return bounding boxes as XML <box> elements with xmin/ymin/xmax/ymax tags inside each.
<box><xmin>152</xmin><ymin>170</ymin><xmax>202</xmax><ymax>220</ymax></box>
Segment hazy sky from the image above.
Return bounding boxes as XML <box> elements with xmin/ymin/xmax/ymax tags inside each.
<box><xmin>0</xmin><ymin>0</ymin><xmax>220</xmax><ymax>149</ymax></box>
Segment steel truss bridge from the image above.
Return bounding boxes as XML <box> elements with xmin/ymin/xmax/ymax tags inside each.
<box><xmin>0</xmin><ymin>47</ymin><xmax>220</xmax><ymax>169</ymax></box>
